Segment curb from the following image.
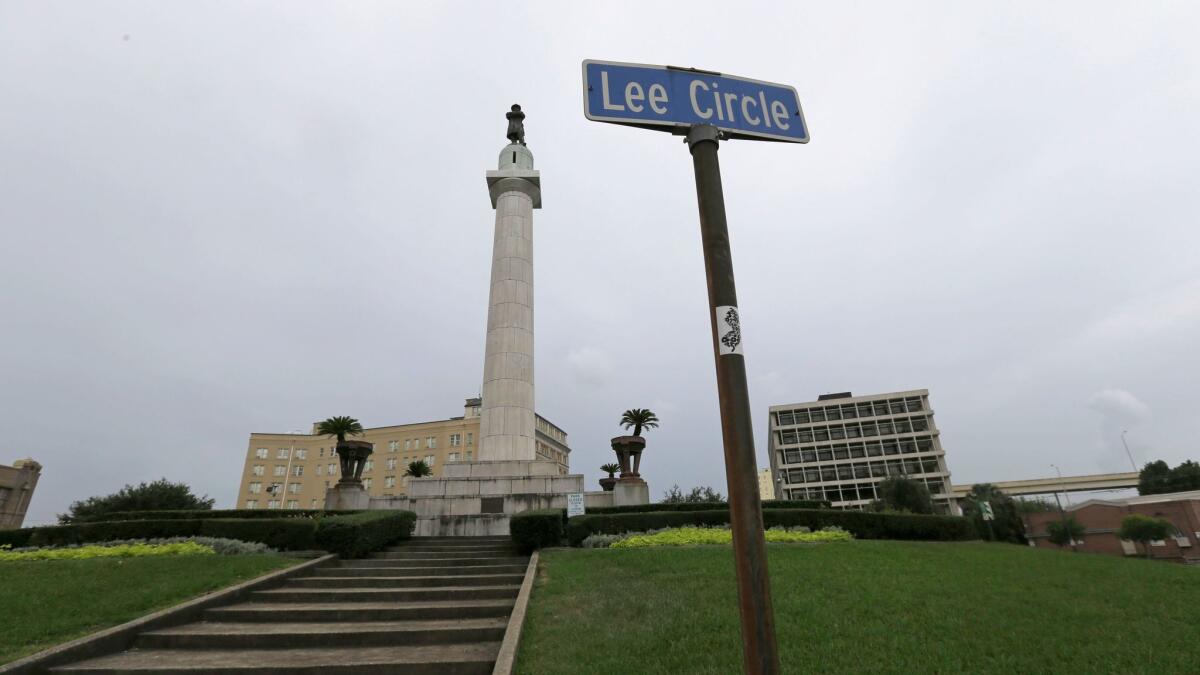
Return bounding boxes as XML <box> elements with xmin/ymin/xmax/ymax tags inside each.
<box><xmin>492</xmin><ymin>550</ymin><xmax>539</xmax><ymax>675</ymax></box>
<box><xmin>0</xmin><ymin>553</ymin><xmax>336</xmax><ymax>674</ymax></box>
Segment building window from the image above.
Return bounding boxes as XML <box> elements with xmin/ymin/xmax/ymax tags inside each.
<box><xmin>405</xmin><ymin>439</ymin><xmax>412</xmax><ymax>451</ymax></box>
<box><xmin>295</xmin><ymin>449</ymin><xmax>307</xmax><ymax>460</ymax></box>
<box><xmin>426</xmin><ymin>437</ymin><xmax>436</xmax><ymax>448</ymax></box>
<box><xmin>450</xmin><ymin>434</ymin><xmax>462</xmax><ymax>447</ymax></box>
<box><xmin>389</xmin><ymin>440</ymin><xmax>399</xmax><ymax>452</ymax></box>
<box><xmin>267</xmin><ymin>500</ymin><xmax>280</xmax><ymax>509</ymax></box>
<box><xmin>277</xmin><ymin>448</ymin><xmax>290</xmax><ymax>459</ymax></box>
<box><xmin>310</xmin><ymin>499</ymin><xmax>319</xmax><ymax>508</ymax></box>
<box><xmin>293</xmin><ymin>466</ymin><xmax>304</xmax><ymax>476</ymax></box>
<box><xmin>317</xmin><ymin>465</ymin><xmax>325</xmax><ymax>476</ymax></box>
<box><xmin>466</xmin><ymin>451</ymin><xmax>473</xmax><ymax>461</ymax></box>
<box><xmin>288</xmin><ymin>483</ymin><xmax>301</xmax><ymax>494</ymax></box>
<box><xmin>255</xmin><ymin>448</ymin><xmax>269</xmax><ymax>459</ymax></box>
<box><xmin>363</xmin><ymin>478</ymin><xmax>373</xmax><ymax>489</ymax></box>
<box><xmin>449</xmin><ymin>452</ymin><xmax>459</xmax><ymax>462</ymax></box>
<box><xmin>252</xmin><ymin>465</ymin><xmax>264</xmax><ymax>476</ymax></box>
<box><xmin>386</xmin><ymin>458</ymin><xmax>397</xmax><ymax>470</ymax></box>
<box><xmin>319</xmin><ymin>448</ymin><xmax>325</xmax><ymax>457</ymax></box>
<box><xmin>273</xmin><ymin>465</ymin><xmax>286</xmax><ymax>476</ymax></box>
<box><xmin>249</xmin><ymin>482</ymin><xmax>262</xmax><ymax>494</ymax></box>
<box><xmin>425</xmin><ymin>454</ymin><xmax>435</xmax><ymax>466</ymax></box>
<box><xmin>328</xmin><ymin>463</ymin><xmax>337</xmax><ymax>474</ymax></box>
<box><xmin>385</xmin><ymin>476</ymin><xmax>396</xmax><ymax>488</ymax></box>
<box><xmin>467</xmin><ymin>432</ymin><xmax>473</xmax><ymax>446</ymax></box>
<box><xmin>286</xmin><ymin>500</ymin><xmax>299</xmax><ymax>509</ymax></box>
<box><xmin>245</xmin><ymin>500</ymin><xmax>258</xmax><ymax>509</ymax></box>
<box><xmin>364</xmin><ymin>460</ymin><xmax>374</xmax><ymax>472</ymax></box>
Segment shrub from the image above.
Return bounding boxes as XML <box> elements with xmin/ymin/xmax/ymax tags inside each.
<box><xmin>59</xmin><ymin>479</ymin><xmax>215</xmax><ymax>524</ymax></box>
<box><xmin>566</xmin><ymin>508</ymin><xmax>975</xmax><ymax>546</ymax></box>
<box><xmin>3</xmin><ymin>518</ymin><xmax>318</xmax><ymax>551</ymax></box>
<box><xmin>1117</xmin><ymin>514</ymin><xmax>1176</xmax><ymax>558</ymax></box>
<box><xmin>510</xmin><ymin>509</ymin><xmax>565</xmax><ymax>553</ymax></box>
<box><xmin>201</xmin><ymin>519</ymin><xmax>319</xmax><ymax>551</ymax></box>
<box><xmin>0</xmin><ymin>541</ymin><xmax>215</xmax><ymax>562</ymax></box>
<box><xmin>585</xmin><ymin>500</ymin><xmax>828</xmax><ymax>515</ymax></box>
<box><xmin>72</xmin><ymin>509</ymin><xmax>360</xmax><ymax>523</ymax></box>
<box><xmin>609</xmin><ymin>525</ymin><xmax>854</xmax><ymax>548</ymax></box>
<box><xmin>314</xmin><ymin>511</ymin><xmax>416</xmax><ymax>558</ymax></box>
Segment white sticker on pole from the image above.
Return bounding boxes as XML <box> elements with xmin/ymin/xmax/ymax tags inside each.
<box><xmin>716</xmin><ymin>305</ymin><xmax>743</xmax><ymax>356</ymax></box>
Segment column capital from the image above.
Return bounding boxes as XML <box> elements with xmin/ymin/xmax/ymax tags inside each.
<box><xmin>486</xmin><ymin>170</ymin><xmax>541</xmax><ymax>209</ymax></box>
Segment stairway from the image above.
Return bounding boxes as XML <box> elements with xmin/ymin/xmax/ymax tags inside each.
<box><xmin>52</xmin><ymin>536</ymin><xmax>527</xmax><ymax>674</ymax></box>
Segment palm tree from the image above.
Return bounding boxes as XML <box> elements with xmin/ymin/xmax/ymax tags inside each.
<box><xmin>316</xmin><ymin>416</ymin><xmax>364</xmax><ymax>443</ymax></box>
<box><xmin>404</xmin><ymin>460</ymin><xmax>432</xmax><ymax>478</ymax></box>
<box><xmin>600</xmin><ymin>463</ymin><xmax>620</xmax><ymax>479</ymax></box>
<box><xmin>619</xmin><ymin>409</ymin><xmax>659</xmax><ymax>437</ymax></box>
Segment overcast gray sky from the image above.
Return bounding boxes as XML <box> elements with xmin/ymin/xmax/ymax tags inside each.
<box><xmin>2</xmin><ymin>2</ymin><xmax>1198</xmax><ymax>525</ymax></box>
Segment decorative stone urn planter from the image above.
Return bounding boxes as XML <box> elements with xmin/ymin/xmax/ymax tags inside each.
<box><xmin>599</xmin><ymin>476</ymin><xmax>618</xmax><ymax>492</ymax></box>
<box><xmin>335</xmin><ymin>440</ymin><xmax>374</xmax><ymax>484</ymax></box>
<box><xmin>610</xmin><ymin>435</ymin><xmax>647</xmax><ymax>478</ymax></box>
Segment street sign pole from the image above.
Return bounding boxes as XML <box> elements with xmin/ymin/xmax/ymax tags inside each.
<box><xmin>582</xmin><ymin>60</ymin><xmax>807</xmax><ymax>675</ymax></box>
<box><xmin>687</xmin><ymin>124</ymin><xmax>780</xmax><ymax>675</ymax></box>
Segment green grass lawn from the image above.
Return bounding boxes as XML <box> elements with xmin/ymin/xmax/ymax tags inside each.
<box><xmin>516</xmin><ymin>542</ymin><xmax>1200</xmax><ymax>674</ymax></box>
<box><xmin>0</xmin><ymin>554</ymin><xmax>294</xmax><ymax>664</ymax></box>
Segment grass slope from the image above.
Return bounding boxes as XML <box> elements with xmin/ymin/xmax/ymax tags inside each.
<box><xmin>516</xmin><ymin>542</ymin><xmax>1199</xmax><ymax>674</ymax></box>
<box><xmin>0</xmin><ymin>554</ymin><xmax>294</xmax><ymax>664</ymax></box>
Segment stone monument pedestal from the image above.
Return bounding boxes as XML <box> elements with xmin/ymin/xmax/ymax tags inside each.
<box><xmin>368</xmin><ymin>460</ymin><xmax>584</xmax><ymax>536</ymax></box>
<box><xmin>612</xmin><ymin>477</ymin><xmax>650</xmax><ymax>507</ymax></box>
<box><xmin>324</xmin><ymin>481</ymin><xmax>370</xmax><ymax>511</ymax></box>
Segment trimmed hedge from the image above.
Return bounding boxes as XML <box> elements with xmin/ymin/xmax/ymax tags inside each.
<box><xmin>565</xmin><ymin>508</ymin><xmax>976</xmax><ymax>547</ymax></box>
<box><xmin>0</xmin><ymin>510</ymin><xmax>417</xmax><ymax>556</ymax></box>
<box><xmin>0</xmin><ymin>518</ymin><xmax>319</xmax><ymax>550</ymax></box>
<box><xmin>314</xmin><ymin>511</ymin><xmax>416</xmax><ymax>558</ymax></box>
<box><xmin>584</xmin><ymin>500</ymin><xmax>829</xmax><ymax>515</ymax></box>
<box><xmin>510</xmin><ymin>509</ymin><xmax>566</xmax><ymax>553</ymax></box>
<box><xmin>71</xmin><ymin>509</ymin><xmax>362</xmax><ymax>523</ymax></box>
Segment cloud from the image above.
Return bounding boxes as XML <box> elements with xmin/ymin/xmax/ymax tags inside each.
<box><xmin>1087</xmin><ymin>389</ymin><xmax>1150</xmax><ymax>424</ymax></box>
<box><xmin>566</xmin><ymin>347</ymin><xmax>614</xmax><ymax>387</ymax></box>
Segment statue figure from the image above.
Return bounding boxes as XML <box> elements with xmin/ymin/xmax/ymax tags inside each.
<box><xmin>506</xmin><ymin>104</ymin><xmax>526</xmax><ymax>146</ymax></box>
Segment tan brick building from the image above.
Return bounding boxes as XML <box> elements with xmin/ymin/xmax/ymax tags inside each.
<box><xmin>1025</xmin><ymin>490</ymin><xmax>1200</xmax><ymax>562</ymax></box>
<box><xmin>0</xmin><ymin>458</ymin><xmax>41</xmax><ymax>529</ymax></box>
<box><xmin>234</xmin><ymin>399</ymin><xmax>570</xmax><ymax>510</ymax></box>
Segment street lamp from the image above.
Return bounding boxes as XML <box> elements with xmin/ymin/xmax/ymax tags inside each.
<box><xmin>1120</xmin><ymin>430</ymin><xmax>1139</xmax><ymax>473</ymax></box>
<box><xmin>1050</xmin><ymin>463</ymin><xmax>1077</xmax><ymax>552</ymax></box>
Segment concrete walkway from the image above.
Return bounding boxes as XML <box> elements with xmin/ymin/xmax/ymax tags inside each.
<box><xmin>52</xmin><ymin>537</ymin><xmax>526</xmax><ymax>674</ymax></box>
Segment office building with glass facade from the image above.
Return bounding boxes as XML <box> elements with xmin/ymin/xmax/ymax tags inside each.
<box><xmin>766</xmin><ymin>389</ymin><xmax>958</xmax><ymax>514</ymax></box>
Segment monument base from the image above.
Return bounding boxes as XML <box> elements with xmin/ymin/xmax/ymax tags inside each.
<box><xmin>366</xmin><ymin>460</ymin><xmax>585</xmax><ymax>536</ymax></box>
<box><xmin>324</xmin><ymin>481</ymin><xmax>370</xmax><ymax>510</ymax></box>
<box><xmin>612</xmin><ymin>477</ymin><xmax>650</xmax><ymax>507</ymax></box>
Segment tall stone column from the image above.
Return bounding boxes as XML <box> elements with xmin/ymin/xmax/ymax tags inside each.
<box><xmin>480</xmin><ymin>141</ymin><xmax>541</xmax><ymax>462</ymax></box>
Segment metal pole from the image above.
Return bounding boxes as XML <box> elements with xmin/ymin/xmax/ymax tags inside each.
<box><xmin>1049</xmin><ymin>465</ymin><xmax>1076</xmax><ymax>553</ymax></box>
<box><xmin>686</xmin><ymin>124</ymin><xmax>780</xmax><ymax>675</ymax></box>
<box><xmin>1120</xmin><ymin>430</ymin><xmax>1139</xmax><ymax>473</ymax></box>
<box><xmin>1052</xmin><ymin>463</ymin><xmax>1071</xmax><ymax>506</ymax></box>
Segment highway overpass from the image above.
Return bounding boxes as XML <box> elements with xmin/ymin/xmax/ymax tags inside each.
<box><xmin>951</xmin><ymin>472</ymin><xmax>1139</xmax><ymax>500</ymax></box>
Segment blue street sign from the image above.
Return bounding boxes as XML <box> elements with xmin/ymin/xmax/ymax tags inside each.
<box><xmin>582</xmin><ymin>59</ymin><xmax>808</xmax><ymax>143</ymax></box>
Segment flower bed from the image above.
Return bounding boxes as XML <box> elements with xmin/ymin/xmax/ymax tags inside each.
<box><xmin>594</xmin><ymin>525</ymin><xmax>853</xmax><ymax>549</ymax></box>
<box><xmin>0</xmin><ymin>541</ymin><xmax>215</xmax><ymax>561</ymax></box>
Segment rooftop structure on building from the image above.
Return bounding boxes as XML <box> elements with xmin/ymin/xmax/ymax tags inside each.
<box><xmin>766</xmin><ymin>389</ymin><xmax>958</xmax><ymax>515</ymax></box>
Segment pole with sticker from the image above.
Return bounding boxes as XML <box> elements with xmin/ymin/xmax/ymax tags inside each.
<box><xmin>687</xmin><ymin>123</ymin><xmax>780</xmax><ymax>674</ymax></box>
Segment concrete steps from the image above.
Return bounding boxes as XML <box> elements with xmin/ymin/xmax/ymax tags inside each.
<box><xmin>52</xmin><ymin>644</ymin><xmax>501</xmax><ymax>674</ymax></box>
<box><xmin>50</xmin><ymin>536</ymin><xmax>526</xmax><ymax>674</ymax></box>
<box><xmin>137</xmin><ymin>618</ymin><xmax>508</xmax><ymax>649</ymax></box>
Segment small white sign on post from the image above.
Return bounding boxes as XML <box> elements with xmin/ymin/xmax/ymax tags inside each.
<box><xmin>567</xmin><ymin>492</ymin><xmax>586</xmax><ymax>518</ymax></box>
